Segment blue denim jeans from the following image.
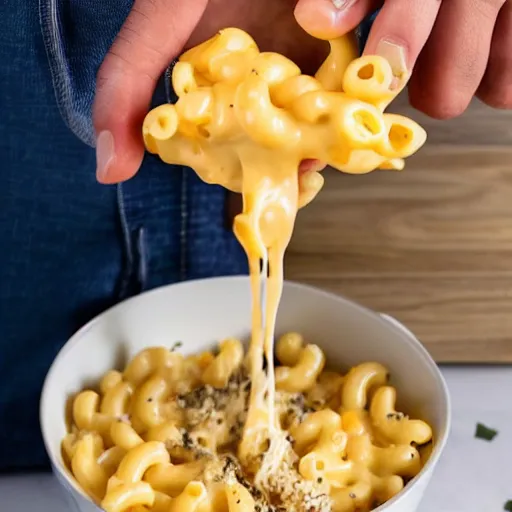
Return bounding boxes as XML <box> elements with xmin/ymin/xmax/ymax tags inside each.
<box><xmin>0</xmin><ymin>0</ymin><xmax>375</xmax><ymax>471</ymax></box>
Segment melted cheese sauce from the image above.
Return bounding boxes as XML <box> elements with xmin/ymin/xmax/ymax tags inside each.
<box><xmin>143</xmin><ymin>26</ymin><xmax>426</xmax><ymax>484</ymax></box>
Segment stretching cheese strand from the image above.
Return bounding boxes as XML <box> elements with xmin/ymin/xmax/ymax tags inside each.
<box><xmin>143</xmin><ymin>27</ymin><xmax>426</xmax><ymax>484</ymax></box>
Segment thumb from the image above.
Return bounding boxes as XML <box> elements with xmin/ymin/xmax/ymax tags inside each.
<box><xmin>93</xmin><ymin>0</ymin><xmax>208</xmax><ymax>184</ymax></box>
<box><xmin>294</xmin><ymin>0</ymin><xmax>380</xmax><ymax>40</ymax></box>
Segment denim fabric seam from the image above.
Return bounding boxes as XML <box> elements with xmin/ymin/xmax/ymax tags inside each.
<box><xmin>136</xmin><ymin>226</ymin><xmax>148</xmax><ymax>291</ymax></box>
<box><xmin>180</xmin><ymin>168</ymin><xmax>188</xmax><ymax>281</ymax></box>
<box><xmin>39</xmin><ymin>0</ymin><xmax>96</xmax><ymax>147</ymax></box>
<box><xmin>116</xmin><ymin>183</ymin><xmax>134</xmax><ymax>299</ymax></box>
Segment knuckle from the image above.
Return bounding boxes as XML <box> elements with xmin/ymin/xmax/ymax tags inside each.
<box><xmin>97</xmin><ymin>0</ymin><xmax>170</xmax><ymax>84</ymax></box>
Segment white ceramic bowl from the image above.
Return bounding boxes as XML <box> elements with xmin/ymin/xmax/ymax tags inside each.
<box><xmin>40</xmin><ymin>276</ymin><xmax>450</xmax><ymax>512</ymax></box>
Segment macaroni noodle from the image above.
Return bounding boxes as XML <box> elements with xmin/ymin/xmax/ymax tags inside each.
<box><xmin>202</xmin><ymin>338</ymin><xmax>245</xmax><ymax>388</ymax></box>
<box><xmin>275</xmin><ymin>341</ymin><xmax>325</xmax><ymax>393</ymax></box>
<box><xmin>341</xmin><ymin>362</ymin><xmax>388</xmax><ymax>411</ymax></box>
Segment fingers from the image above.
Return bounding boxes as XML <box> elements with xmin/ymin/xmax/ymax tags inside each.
<box><xmin>477</xmin><ymin>1</ymin><xmax>512</xmax><ymax>109</ymax></box>
<box><xmin>408</xmin><ymin>0</ymin><xmax>506</xmax><ymax>119</ymax></box>
<box><xmin>93</xmin><ymin>0</ymin><xmax>208</xmax><ymax>184</ymax></box>
<box><xmin>294</xmin><ymin>0</ymin><xmax>381</xmax><ymax>39</ymax></box>
<box><xmin>363</xmin><ymin>0</ymin><xmax>442</xmax><ymax>78</ymax></box>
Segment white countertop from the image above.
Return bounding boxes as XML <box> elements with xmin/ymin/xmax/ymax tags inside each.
<box><xmin>2</xmin><ymin>366</ymin><xmax>511</xmax><ymax>512</ymax></box>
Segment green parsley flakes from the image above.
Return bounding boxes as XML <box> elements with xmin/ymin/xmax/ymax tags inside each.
<box><xmin>475</xmin><ymin>422</ymin><xmax>498</xmax><ymax>441</ymax></box>
<box><xmin>170</xmin><ymin>341</ymin><xmax>183</xmax><ymax>351</ymax></box>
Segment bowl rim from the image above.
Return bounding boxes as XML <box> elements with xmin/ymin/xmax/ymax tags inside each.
<box><xmin>40</xmin><ymin>275</ymin><xmax>451</xmax><ymax>511</ymax></box>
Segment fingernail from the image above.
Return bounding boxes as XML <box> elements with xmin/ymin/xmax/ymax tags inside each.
<box><xmin>96</xmin><ymin>130</ymin><xmax>115</xmax><ymax>183</ymax></box>
<box><xmin>295</xmin><ymin>0</ymin><xmax>356</xmax><ymax>39</ymax></box>
<box><xmin>375</xmin><ymin>39</ymin><xmax>409</xmax><ymax>82</ymax></box>
<box><xmin>331</xmin><ymin>0</ymin><xmax>358</xmax><ymax>9</ymax></box>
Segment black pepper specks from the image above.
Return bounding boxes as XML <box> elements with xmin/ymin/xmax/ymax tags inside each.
<box><xmin>180</xmin><ymin>429</ymin><xmax>197</xmax><ymax>451</ymax></box>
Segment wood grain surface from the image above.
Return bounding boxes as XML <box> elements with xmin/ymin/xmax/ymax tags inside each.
<box><xmin>285</xmin><ymin>95</ymin><xmax>512</xmax><ymax>363</ymax></box>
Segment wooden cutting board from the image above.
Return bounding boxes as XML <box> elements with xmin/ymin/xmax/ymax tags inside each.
<box><xmin>285</xmin><ymin>95</ymin><xmax>512</xmax><ymax>363</ymax></box>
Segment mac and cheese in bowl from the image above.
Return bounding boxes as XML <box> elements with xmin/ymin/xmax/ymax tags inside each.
<box><xmin>40</xmin><ymin>277</ymin><xmax>450</xmax><ymax>512</ymax></box>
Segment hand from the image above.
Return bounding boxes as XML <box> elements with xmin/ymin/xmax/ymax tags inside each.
<box><xmin>295</xmin><ymin>0</ymin><xmax>512</xmax><ymax>118</ymax></box>
<box><xmin>93</xmin><ymin>0</ymin><xmax>328</xmax><ymax>184</ymax></box>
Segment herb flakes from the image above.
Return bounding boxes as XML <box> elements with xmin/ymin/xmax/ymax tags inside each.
<box><xmin>171</xmin><ymin>341</ymin><xmax>183</xmax><ymax>351</ymax></box>
<box><xmin>475</xmin><ymin>422</ymin><xmax>498</xmax><ymax>441</ymax></box>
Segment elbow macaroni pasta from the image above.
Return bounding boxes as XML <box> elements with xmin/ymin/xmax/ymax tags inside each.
<box><xmin>341</xmin><ymin>362</ymin><xmax>388</xmax><ymax>411</ymax></box>
<box><xmin>202</xmin><ymin>338</ymin><xmax>245</xmax><ymax>388</ymax></box>
<box><xmin>275</xmin><ymin>334</ymin><xmax>325</xmax><ymax>393</ymax></box>
<box><xmin>64</xmin><ymin>335</ymin><xmax>433</xmax><ymax>512</ymax></box>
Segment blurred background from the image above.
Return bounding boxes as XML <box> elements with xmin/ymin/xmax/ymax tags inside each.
<box><xmin>287</xmin><ymin>98</ymin><xmax>512</xmax><ymax>363</ymax></box>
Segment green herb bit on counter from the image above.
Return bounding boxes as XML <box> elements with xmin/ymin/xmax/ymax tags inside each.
<box><xmin>171</xmin><ymin>341</ymin><xmax>183</xmax><ymax>351</ymax></box>
<box><xmin>475</xmin><ymin>422</ymin><xmax>498</xmax><ymax>441</ymax></box>
<box><xmin>504</xmin><ymin>500</ymin><xmax>512</xmax><ymax>512</ymax></box>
